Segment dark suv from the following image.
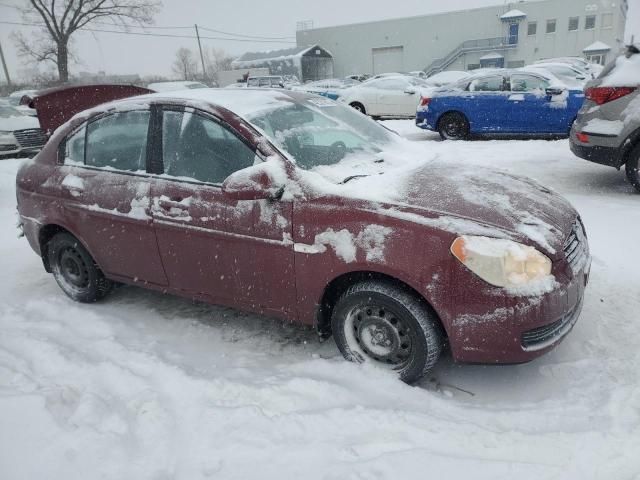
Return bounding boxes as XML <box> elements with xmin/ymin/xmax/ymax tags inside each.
<box><xmin>570</xmin><ymin>45</ymin><xmax>640</xmax><ymax>192</ymax></box>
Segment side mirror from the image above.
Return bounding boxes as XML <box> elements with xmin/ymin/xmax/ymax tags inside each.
<box><xmin>404</xmin><ymin>86</ymin><xmax>417</xmax><ymax>95</ymax></box>
<box><xmin>222</xmin><ymin>162</ymin><xmax>285</xmax><ymax>201</ymax></box>
<box><xmin>576</xmin><ymin>76</ymin><xmax>586</xmax><ymax>81</ymax></box>
<box><xmin>545</xmin><ymin>87</ymin><xmax>564</xmax><ymax>96</ymax></box>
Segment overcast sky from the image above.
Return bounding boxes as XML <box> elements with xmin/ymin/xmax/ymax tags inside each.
<box><xmin>0</xmin><ymin>0</ymin><xmax>639</xmax><ymax>81</ymax></box>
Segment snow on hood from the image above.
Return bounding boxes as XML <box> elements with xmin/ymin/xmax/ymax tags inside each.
<box><xmin>292</xmin><ymin>139</ymin><xmax>575</xmax><ymax>255</ymax></box>
<box><xmin>0</xmin><ymin>113</ymin><xmax>40</xmax><ymax>131</ymax></box>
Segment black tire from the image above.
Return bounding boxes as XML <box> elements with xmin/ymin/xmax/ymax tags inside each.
<box><xmin>350</xmin><ymin>102</ymin><xmax>366</xmax><ymax>115</ymax></box>
<box><xmin>47</xmin><ymin>232</ymin><xmax>113</xmax><ymax>303</ymax></box>
<box><xmin>625</xmin><ymin>143</ymin><xmax>640</xmax><ymax>193</ymax></box>
<box><xmin>438</xmin><ymin>112</ymin><xmax>469</xmax><ymax>140</ymax></box>
<box><xmin>331</xmin><ymin>281</ymin><xmax>443</xmax><ymax>383</ymax></box>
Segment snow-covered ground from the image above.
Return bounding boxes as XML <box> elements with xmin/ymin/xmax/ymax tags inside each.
<box><xmin>2</xmin><ymin>123</ymin><xmax>639</xmax><ymax>479</ymax></box>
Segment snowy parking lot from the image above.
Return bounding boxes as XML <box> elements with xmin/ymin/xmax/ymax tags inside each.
<box><xmin>1</xmin><ymin>121</ymin><xmax>639</xmax><ymax>479</ymax></box>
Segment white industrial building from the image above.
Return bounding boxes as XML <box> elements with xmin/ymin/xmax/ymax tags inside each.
<box><xmin>296</xmin><ymin>0</ymin><xmax>628</xmax><ymax>77</ymax></box>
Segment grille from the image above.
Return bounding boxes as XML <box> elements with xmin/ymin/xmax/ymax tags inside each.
<box><xmin>13</xmin><ymin>128</ymin><xmax>47</xmax><ymax>149</ymax></box>
<box><xmin>522</xmin><ymin>299</ymin><xmax>582</xmax><ymax>350</ymax></box>
<box><xmin>563</xmin><ymin>219</ymin><xmax>589</xmax><ymax>274</ymax></box>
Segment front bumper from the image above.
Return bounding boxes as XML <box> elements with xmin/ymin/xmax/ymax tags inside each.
<box><xmin>444</xmin><ymin>257</ymin><xmax>591</xmax><ymax>365</ymax></box>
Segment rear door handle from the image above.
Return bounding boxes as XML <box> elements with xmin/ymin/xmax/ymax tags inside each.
<box><xmin>157</xmin><ymin>197</ymin><xmax>188</xmax><ymax>210</ymax></box>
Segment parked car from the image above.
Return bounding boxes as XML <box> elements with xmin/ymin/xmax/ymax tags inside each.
<box><xmin>535</xmin><ymin>57</ymin><xmax>601</xmax><ymax>78</ymax></box>
<box><xmin>346</xmin><ymin>74</ymin><xmax>370</xmax><ymax>82</ymax></box>
<box><xmin>246</xmin><ymin>76</ymin><xmax>285</xmax><ymax>88</ymax></box>
<box><xmin>0</xmin><ymin>104</ymin><xmax>47</xmax><ymax>157</ymax></box>
<box><xmin>416</xmin><ymin>70</ymin><xmax>585</xmax><ymax>139</ymax></box>
<box><xmin>409</xmin><ymin>71</ymin><xmax>427</xmax><ymax>79</ymax></box>
<box><xmin>8</xmin><ymin>89</ymin><xmax>38</xmax><ymax>116</ymax></box>
<box><xmin>424</xmin><ymin>70</ymin><xmax>471</xmax><ymax>87</ymax></box>
<box><xmin>16</xmin><ymin>88</ymin><xmax>590</xmax><ymax>383</ymax></box>
<box><xmin>570</xmin><ymin>45</ymin><xmax>640</xmax><ymax>192</ymax></box>
<box><xmin>291</xmin><ymin>78</ymin><xmax>359</xmax><ymax>100</ymax></box>
<box><xmin>147</xmin><ymin>81</ymin><xmax>210</xmax><ymax>92</ymax></box>
<box><xmin>523</xmin><ymin>62</ymin><xmax>591</xmax><ymax>90</ymax></box>
<box><xmin>339</xmin><ymin>75</ymin><xmax>430</xmax><ymax>118</ymax></box>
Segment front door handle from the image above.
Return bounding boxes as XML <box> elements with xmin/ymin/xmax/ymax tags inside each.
<box><xmin>157</xmin><ymin>197</ymin><xmax>188</xmax><ymax>210</ymax></box>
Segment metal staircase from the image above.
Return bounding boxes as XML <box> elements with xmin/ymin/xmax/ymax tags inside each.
<box><xmin>425</xmin><ymin>37</ymin><xmax>518</xmax><ymax>76</ymax></box>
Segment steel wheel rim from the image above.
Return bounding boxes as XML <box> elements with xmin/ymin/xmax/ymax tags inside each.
<box><xmin>344</xmin><ymin>304</ymin><xmax>413</xmax><ymax>369</ymax></box>
<box><xmin>443</xmin><ymin>118</ymin><xmax>463</xmax><ymax>138</ymax></box>
<box><xmin>59</xmin><ymin>247</ymin><xmax>89</xmax><ymax>288</ymax></box>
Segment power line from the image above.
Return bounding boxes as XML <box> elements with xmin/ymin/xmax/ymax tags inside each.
<box><xmin>197</xmin><ymin>25</ymin><xmax>295</xmax><ymax>41</ymax></box>
<box><xmin>0</xmin><ymin>20</ymin><xmax>296</xmax><ymax>44</ymax></box>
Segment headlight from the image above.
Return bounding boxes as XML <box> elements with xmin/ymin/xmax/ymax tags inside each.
<box><xmin>0</xmin><ymin>131</ymin><xmax>16</xmax><ymax>144</ymax></box>
<box><xmin>451</xmin><ymin>236</ymin><xmax>552</xmax><ymax>288</ymax></box>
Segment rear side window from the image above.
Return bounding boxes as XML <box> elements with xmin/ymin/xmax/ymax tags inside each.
<box><xmin>161</xmin><ymin>110</ymin><xmax>256</xmax><ymax>184</ymax></box>
<box><xmin>85</xmin><ymin>111</ymin><xmax>150</xmax><ymax>171</ymax></box>
<box><xmin>469</xmin><ymin>76</ymin><xmax>505</xmax><ymax>92</ymax></box>
<box><xmin>64</xmin><ymin>126</ymin><xmax>86</xmax><ymax>165</ymax></box>
<box><xmin>510</xmin><ymin>74</ymin><xmax>550</xmax><ymax>92</ymax></box>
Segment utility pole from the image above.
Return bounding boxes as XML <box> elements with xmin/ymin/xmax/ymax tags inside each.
<box><xmin>0</xmin><ymin>39</ymin><xmax>12</xmax><ymax>87</ymax></box>
<box><xmin>194</xmin><ymin>24</ymin><xmax>207</xmax><ymax>84</ymax></box>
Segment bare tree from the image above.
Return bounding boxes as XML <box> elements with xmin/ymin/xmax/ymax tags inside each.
<box><xmin>13</xmin><ymin>0</ymin><xmax>161</xmax><ymax>82</ymax></box>
<box><xmin>172</xmin><ymin>47</ymin><xmax>197</xmax><ymax>81</ymax></box>
<box><xmin>203</xmin><ymin>47</ymin><xmax>234</xmax><ymax>83</ymax></box>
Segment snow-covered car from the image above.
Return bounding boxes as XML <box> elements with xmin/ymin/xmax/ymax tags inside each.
<box><xmin>424</xmin><ymin>70</ymin><xmax>471</xmax><ymax>87</ymax></box>
<box><xmin>0</xmin><ymin>104</ymin><xmax>47</xmax><ymax>157</ymax></box>
<box><xmin>291</xmin><ymin>78</ymin><xmax>359</xmax><ymax>100</ymax></box>
<box><xmin>339</xmin><ymin>76</ymin><xmax>430</xmax><ymax>118</ymax></box>
<box><xmin>16</xmin><ymin>88</ymin><xmax>590</xmax><ymax>383</ymax></box>
<box><xmin>534</xmin><ymin>57</ymin><xmax>601</xmax><ymax>78</ymax></box>
<box><xmin>147</xmin><ymin>81</ymin><xmax>209</xmax><ymax>92</ymax></box>
<box><xmin>570</xmin><ymin>44</ymin><xmax>640</xmax><ymax>192</ymax></box>
<box><xmin>246</xmin><ymin>76</ymin><xmax>285</xmax><ymax>88</ymax></box>
<box><xmin>523</xmin><ymin>62</ymin><xmax>590</xmax><ymax>90</ymax></box>
<box><xmin>417</xmin><ymin>70</ymin><xmax>585</xmax><ymax>139</ymax></box>
<box><xmin>7</xmin><ymin>89</ymin><xmax>38</xmax><ymax>116</ymax></box>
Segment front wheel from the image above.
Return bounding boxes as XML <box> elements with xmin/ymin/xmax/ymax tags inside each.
<box><xmin>349</xmin><ymin>102</ymin><xmax>366</xmax><ymax>115</ymax></box>
<box><xmin>438</xmin><ymin>112</ymin><xmax>469</xmax><ymax>140</ymax></box>
<box><xmin>331</xmin><ymin>281</ymin><xmax>443</xmax><ymax>383</ymax></box>
<box><xmin>48</xmin><ymin>232</ymin><xmax>113</xmax><ymax>303</ymax></box>
<box><xmin>625</xmin><ymin>143</ymin><xmax>640</xmax><ymax>193</ymax></box>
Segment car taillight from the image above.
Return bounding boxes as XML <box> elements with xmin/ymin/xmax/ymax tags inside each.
<box><xmin>576</xmin><ymin>132</ymin><xmax>590</xmax><ymax>143</ymax></box>
<box><xmin>420</xmin><ymin>97</ymin><xmax>431</xmax><ymax>107</ymax></box>
<box><xmin>585</xmin><ymin>86</ymin><xmax>637</xmax><ymax>105</ymax></box>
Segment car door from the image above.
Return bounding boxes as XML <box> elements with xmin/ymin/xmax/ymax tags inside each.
<box><xmin>465</xmin><ymin>75</ymin><xmax>510</xmax><ymax>132</ymax></box>
<box><xmin>375</xmin><ymin>78</ymin><xmax>418</xmax><ymax>116</ymax></box>
<box><xmin>508</xmin><ymin>73</ymin><xmax>565</xmax><ymax>134</ymax></box>
<box><xmin>149</xmin><ymin>106</ymin><xmax>296</xmax><ymax>316</ymax></box>
<box><xmin>55</xmin><ymin>109</ymin><xmax>168</xmax><ymax>285</ymax></box>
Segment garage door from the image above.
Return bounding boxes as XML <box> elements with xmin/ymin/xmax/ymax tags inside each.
<box><xmin>372</xmin><ymin>46</ymin><xmax>404</xmax><ymax>74</ymax></box>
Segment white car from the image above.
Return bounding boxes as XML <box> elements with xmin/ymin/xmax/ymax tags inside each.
<box><xmin>0</xmin><ymin>104</ymin><xmax>47</xmax><ymax>157</ymax></box>
<box><xmin>339</xmin><ymin>76</ymin><xmax>430</xmax><ymax>118</ymax></box>
<box><xmin>291</xmin><ymin>78</ymin><xmax>360</xmax><ymax>100</ymax></box>
<box><xmin>523</xmin><ymin>63</ymin><xmax>590</xmax><ymax>90</ymax></box>
<box><xmin>147</xmin><ymin>81</ymin><xmax>209</xmax><ymax>92</ymax></box>
<box><xmin>534</xmin><ymin>57</ymin><xmax>601</xmax><ymax>78</ymax></box>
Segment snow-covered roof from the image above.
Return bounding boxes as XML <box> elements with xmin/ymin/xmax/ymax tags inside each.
<box><xmin>480</xmin><ymin>53</ymin><xmax>504</xmax><ymax>60</ymax></box>
<box><xmin>231</xmin><ymin>45</ymin><xmax>330</xmax><ymax>69</ymax></box>
<box><xmin>500</xmin><ymin>9</ymin><xmax>527</xmax><ymax>20</ymax></box>
<box><xmin>583</xmin><ymin>41</ymin><xmax>611</xmax><ymax>52</ymax></box>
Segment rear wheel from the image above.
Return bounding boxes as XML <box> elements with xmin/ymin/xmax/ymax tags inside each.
<box><xmin>350</xmin><ymin>102</ymin><xmax>366</xmax><ymax>115</ymax></box>
<box><xmin>438</xmin><ymin>112</ymin><xmax>469</xmax><ymax>140</ymax></box>
<box><xmin>48</xmin><ymin>232</ymin><xmax>113</xmax><ymax>303</ymax></box>
<box><xmin>625</xmin><ymin>143</ymin><xmax>640</xmax><ymax>193</ymax></box>
<box><xmin>331</xmin><ymin>281</ymin><xmax>443</xmax><ymax>383</ymax></box>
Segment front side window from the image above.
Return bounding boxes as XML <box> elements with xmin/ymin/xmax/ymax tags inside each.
<box><xmin>546</xmin><ymin>19</ymin><xmax>557</xmax><ymax>33</ymax></box>
<box><xmin>85</xmin><ymin>110</ymin><xmax>149</xmax><ymax>171</ymax></box>
<box><xmin>527</xmin><ymin>21</ymin><xmax>537</xmax><ymax>35</ymax></box>
<box><xmin>568</xmin><ymin>16</ymin><xmax>579</xmax><ymax>31</ymax></box>
<box><xmin>161</xmin><ymin>110</ymin><xmax>256</xmax><ymax>184</ymax></box>
<box><xmin>469</xmin><ymin>76</ymin><xmax>505</xmax><ymax>92</ymax></box>
<box><xmin>510</xmin><ymin>74</ymin><xmax>550</xmax><ymax>93</ymax></box>
<box><xmin>585</xmin><ymin>15</ymin><xmax>596</xmax><ymax>29</ymax></box>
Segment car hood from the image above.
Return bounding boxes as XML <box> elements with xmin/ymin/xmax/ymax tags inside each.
<box><xmin>0</xmin><ymin>114</ymin><xmax>40</xmax><ymax>131</ymax></box>
<box><xmin>304</xmin><ymin>159</ymin><xmax>576</xmax><ymax>257</ymax></box>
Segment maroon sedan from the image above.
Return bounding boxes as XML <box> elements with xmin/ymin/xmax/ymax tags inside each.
<box><xmin>16</xmin><ymin>89</ymin><xmax>590</xmax><ymax>382</ymax></box>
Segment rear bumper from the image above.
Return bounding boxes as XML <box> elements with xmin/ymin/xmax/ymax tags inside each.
<box><xmin>415</xmin><ymin>111</ymin><xmax>435</xmax><ymax>130</ymax></box>
<box><xmin>569</xmin><ymin>127</ymin><xmax>625</xmax><ymax>168</ymax></box>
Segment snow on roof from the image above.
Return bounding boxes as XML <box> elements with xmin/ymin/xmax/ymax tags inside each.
<box><xmin>500</xmin><ymin>9</ymin><xmax>527</xmax><ymax>20</ymax></box>
<box><xmin>480</xmin><ymin>53</ymin><xmax>504</xmax><ymax>60</ymax></box>
<box><xmin>601</xmin><ymin>51</ymin><xmax>640</xmax><ymax>87</ymax></box>
<box><xmin>583</xmin><ymin>41</ymin><xmax>611</xmax><ymax>52</ymax></box>
<box><xmin>231</xmin><ymin>45</ymin><xmax>331</xmax><ymax>69</ymax></box>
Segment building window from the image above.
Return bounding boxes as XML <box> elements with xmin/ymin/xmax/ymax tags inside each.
<box><xmin>568</xmin><ymin>16</ymin><xmax>579</xmax><ymax>31</ymax></box>
<box><xmin>601</xmin><ymin>13</ymin><xmax>613</xmax><ymax>28</ymax></box>
<box><xmin>527</xmin><ymin>21</ymin><xmax>537</xmax><ymax>35</ymax></box>
<box><xmin>585</xmin><ymin>15</ymin><xmax>596</xmax><ymax>29</ymax></box>
<box><xmin>546</xmin><ymin>19</ymin><xmax>556</xmax><ymax>33</ymax></box>
<box><xmin>507</xmin><ymin>60</ymin><xmax>526</xmax><ymax>68</ymax></box>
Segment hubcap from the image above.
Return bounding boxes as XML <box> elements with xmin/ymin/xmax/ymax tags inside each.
<box><xmin>346</xmin><ymin>305</ymin><xmax>412</xmax><ymax>367</ymax></box>
<box><xmin>59</xmin><ymin>247</ymin><xmax>89</xmax><ymax>288</ymax></box>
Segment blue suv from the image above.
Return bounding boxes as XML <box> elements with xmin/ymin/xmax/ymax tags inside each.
<box><xmin>416</xmin><ymin>70</ymin><xmax>585</xmax><ymax>140</ymax></box>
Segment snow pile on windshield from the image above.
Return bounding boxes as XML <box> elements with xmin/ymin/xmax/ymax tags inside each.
<box><xmin>601</xmin><ymin>52</ymin><xmax>640</xmax><ymax>87</ymax></box>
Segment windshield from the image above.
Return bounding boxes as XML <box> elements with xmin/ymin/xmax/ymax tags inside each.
<box><xmin>247</xmin><ymin>97</ymin><xmax>397</xmax><ymax>170</ymax></box>
<box><xmin>0</xmin><ymin>105</ymin><xmax>24</xmax><ymax>118</ymax></box>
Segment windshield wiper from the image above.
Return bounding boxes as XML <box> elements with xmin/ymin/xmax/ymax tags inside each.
<box><xmin>340</xmin><ymin>174</ymin><xmax>370</xmax><ymax>184</ymax></box>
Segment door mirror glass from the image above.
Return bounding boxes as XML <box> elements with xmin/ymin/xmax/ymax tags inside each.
<box><xmin>222</xmin><ymin>162</ymin><xmax>285</xmax><ymax>201</ymax></box>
